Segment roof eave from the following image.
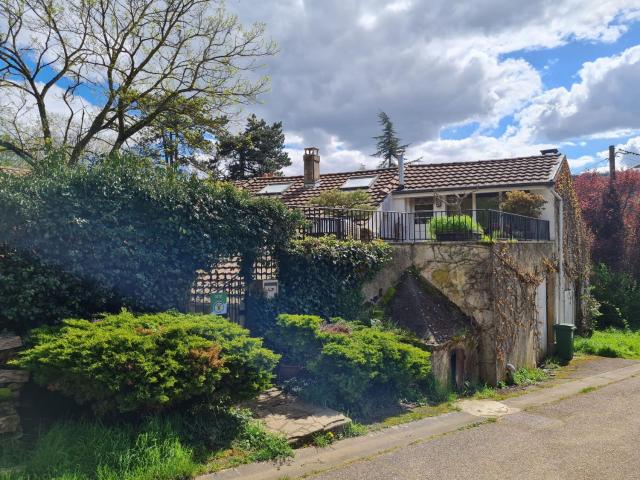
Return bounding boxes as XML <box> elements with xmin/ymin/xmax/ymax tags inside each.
<box><xmin>391</xmin><ymin>181</ymin><xmax>556</xmax><ymax>196</ymax></box>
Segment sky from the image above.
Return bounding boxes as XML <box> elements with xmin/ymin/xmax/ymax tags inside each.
<box><xmin>223</xmin><ymin>0</ymin><xmax>640</xmax><ymax>175</ymax></box>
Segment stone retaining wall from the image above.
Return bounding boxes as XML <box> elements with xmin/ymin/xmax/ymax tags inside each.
<box><xmin>0</xmin><ymin>334</ymin><xmax>28</xmax><ymax>436</ymax></box>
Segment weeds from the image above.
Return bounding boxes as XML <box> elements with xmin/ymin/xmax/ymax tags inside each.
<box><xmin>512</xmin><ymin>367</ymin><xmax>549</xmax><ymax>386</ymax></box>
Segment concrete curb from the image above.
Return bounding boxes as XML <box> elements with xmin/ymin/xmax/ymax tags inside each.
<box><xmin>200</xmin><ymin>361</ymin><xmax>640</xmax><ymax>480</ymax></box>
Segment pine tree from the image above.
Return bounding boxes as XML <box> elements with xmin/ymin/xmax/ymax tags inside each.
<box><xmin>372</xmin><ymin>111</ymin><xmax>409</xmax><ymax>168</ymax></box>
<box><xmin>217</xmin><ymin>115</ymin><xmax>291</xmax><ymax>180</ymax></box>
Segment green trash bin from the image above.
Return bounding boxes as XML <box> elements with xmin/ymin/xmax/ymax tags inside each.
<box><xmin>554</xmin><ymin>323</ymin><xmax>576</xmax><ymax>362</ymax></box>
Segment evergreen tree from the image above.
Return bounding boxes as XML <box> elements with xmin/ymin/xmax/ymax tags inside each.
<box><xmin>372</xmin><ymin>111</ymin><xmax>409</xmax><ymax>168</ymax></box>
<box><xmin>217</xmin><ymin>115</ymin><xmax>291</xmax><ymax>180</ymax></box>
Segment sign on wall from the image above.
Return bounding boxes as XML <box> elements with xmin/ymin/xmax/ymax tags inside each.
<box><xmin>262</xmin><ymin>279</ymin><xmax>279</xmax><ymax>299</ymax></box>
<box><xmin>210</xmin><ymin>292</ymin><xmax>229</xmax><ymax>315</ymax></box>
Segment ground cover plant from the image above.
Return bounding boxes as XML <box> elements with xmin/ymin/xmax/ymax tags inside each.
<box><xmin>14</xmin><ymin>311</ymin><xmax>279</xmax><ymax>414</ymax></box>
<box><xmin>0</xmin><ymin>408</ymin><xmax>291</xmax><ymax>480</ymax></box>
<box><xmin>574</xmin><ymin>329</ymin><xmax>640</xmax><ymax>359</ymax></box>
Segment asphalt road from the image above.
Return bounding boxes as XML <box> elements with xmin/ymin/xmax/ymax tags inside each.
<box><xmin>310</xmin><ymin>374</ymin><xmax>640</xmax><ymax>480</ymax></box>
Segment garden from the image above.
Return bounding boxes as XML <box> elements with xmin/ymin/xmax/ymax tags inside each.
<box><xmin>0</xmin><ymin>155</ymin><xmax>443</xmax><ymax>479</ymax></box>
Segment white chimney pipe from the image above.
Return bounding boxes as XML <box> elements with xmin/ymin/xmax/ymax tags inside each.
<box><xmin>398</xmin><ymin>154</ymin><xmax>405</xmax><ymax>188</ymax></box>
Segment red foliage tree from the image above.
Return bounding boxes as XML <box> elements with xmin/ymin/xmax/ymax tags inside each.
<box><xmin>574</xmin><ymin>169</ymin><xmax>640</xmax><ymax>276</ymax></box>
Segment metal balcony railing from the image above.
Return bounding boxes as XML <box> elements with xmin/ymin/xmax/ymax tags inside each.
<box><xmin>300</xmin><ymin>207</ymin><xmax>551</xmax><ymax>243</ymax></box>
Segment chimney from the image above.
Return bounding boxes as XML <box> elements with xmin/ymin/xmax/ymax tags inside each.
<box><xmin>303</xmin><ymin>147</ymin><xmax>320</xmax><ymax>187</ymax></box>
<box><xmin>398</xmin><ymin>154</ymin><xmax>405</xmax><ymax>189</ymax></box>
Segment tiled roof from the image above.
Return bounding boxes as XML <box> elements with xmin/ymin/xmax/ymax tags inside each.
<box><xmin>237</xmin><ymin>154</ymin><xmax>564</xmax><ymax>207</ymax></box>
<box><xmin>401</xmin><ymin>154</ymin><xmax>563</xmax><ymax>192</ymax></box>
<box><xmin>237</xmin><ymin>168</ymin><xmax>399</xmax><ymax>208</ymax></box>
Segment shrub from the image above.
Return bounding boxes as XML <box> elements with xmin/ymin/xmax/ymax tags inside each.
<box><xmin>591</xmin><ymin>263</ymin><xmax>640</xmax><ymax>330</ymax></box>
<box><xmin>246</xmin><ymin>236</ymin><xmax>391</xmax><ymax>335</ymax></box>
<box><xmin>0</xmin><ymin>154</ymin><xmax>301</xmax><ymax>321</ymax></box>
<box><xmin>428</xmin><ymin>215</ymin><xmax>483</xmax><ymax>236</ymax></box>
<box><xmin>14</xmin><ymin>311</ymin><xmax>279</xmax><ymax>414</ymax></box>
<box><xmin>0</xmin><ymin>248</ymin><xmax>119</xmax><ymax>334</ymax></box>
<box><xmin>500</xmin><ymin>190</ymin><xmax>546</xmax><ymax>218</ymax></box>
<box><xmin>267</xmin><ymin>314</ymin><xmax>432</xmax><ymax>415</ymax></box>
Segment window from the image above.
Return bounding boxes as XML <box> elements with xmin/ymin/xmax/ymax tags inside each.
<box><xmin>445</xmin><ymin>194</ymin><xmax>473</xmax><ymax>215</ymax></box>
<box><xmin>476</xmin><ymin>192</ymin><xmax>500</xmax><ymax>210</ymax></box>
<box><xmin>341</xmin><ymin>176</ymin><xmax>376</xmax><ymax>190</ymax></box>
<box><xmin>258</xmin><ymin>183</ymin><xmax>291</xmax><ymax>195</ymax></box>
<box><xmin>413</xmin><ymin>197</ymin><xmax>434</xmax><ymax>224</ymax></box>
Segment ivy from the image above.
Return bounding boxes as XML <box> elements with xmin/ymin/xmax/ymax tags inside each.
<box><xmin>0</xmin><ymin>154</ymin><xmax>302</xmax><ymax>331</ymax></box>
<box><xmin>246</xmin><ymin>236</ymin><xmax>392</xmax><ymax>336</ymax></box>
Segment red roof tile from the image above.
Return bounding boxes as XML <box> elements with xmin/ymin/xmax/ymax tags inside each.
<box><xmin>237</xmin><ymin>154</ymin><xmax>564</xmax><ymax>207</ymax></box>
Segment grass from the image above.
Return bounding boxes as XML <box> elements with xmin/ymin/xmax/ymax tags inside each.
<box><xmin>512</xmin><ymin>367</ymin><xmax>549</xmax><ymax>386</ymax></box>
<box><xmin>580</xmin><ymin>387</ymin><xmax>597</xmax><ymax>394</ymax></box>
<box><xmin>0</xmin><ymin>409</ymin><xmax>292</xmax><ymax>480</ymax></box>
<box><xmin>574</xmin><ymin>329</ymin><xmax>640</xmax><ymax>359</ymax></box>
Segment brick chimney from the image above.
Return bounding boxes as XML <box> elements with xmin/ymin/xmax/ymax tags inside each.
<box><xmin>303</xmin><ymin>147</ymin><xmax>320</xmax><ymax>187</ymax></box>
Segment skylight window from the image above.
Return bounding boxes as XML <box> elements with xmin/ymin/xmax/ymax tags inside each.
<box><xmin>341</xmin><ymin>176</ymin><xmax>377</xmax><ymax>190</ymax></box>
<box><xmin>258</xmin><ymin>183</ymin><xmax>292</xmax><ymax>195</ymax></box>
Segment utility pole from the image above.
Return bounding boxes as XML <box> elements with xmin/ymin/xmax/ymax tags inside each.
<box><xmin>609</xmin><ymin>145</ymin><xmax>616</xmax><ymax>190</ymax></box>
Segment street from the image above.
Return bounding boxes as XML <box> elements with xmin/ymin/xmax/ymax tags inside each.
<box><xmin>309</xmin><ymin>373</ymin><xmax>640</xmax><ymax>480</ymax></box>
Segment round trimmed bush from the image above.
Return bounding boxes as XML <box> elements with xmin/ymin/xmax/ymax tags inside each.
<box><xmin>14</xmin><ymin>311</ymin><xmax>280</xmax><ymax>414</ymax></box>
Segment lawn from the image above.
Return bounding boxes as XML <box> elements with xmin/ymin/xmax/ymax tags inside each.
<box><xmin>574</xmin><ymin>329</ymin><xmax>640</xmax><ymax>359</ymax></box>
<box><xmin>0</xmin><ymin>409</ymin><xmax>291</xmax><ymax>480</ymax></box>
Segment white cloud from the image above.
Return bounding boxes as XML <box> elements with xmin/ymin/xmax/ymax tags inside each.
<box><xmin>517</xmin><ymin>45</ymin><xmax>640</xmax><ymax>141</ymax></box>
<box><xmin>226</xmin><ymin>0</ymin><xmax>640</xmax><ymax>172</ymax></box>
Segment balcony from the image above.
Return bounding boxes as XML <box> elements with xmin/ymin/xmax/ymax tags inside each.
<box><xmin>300</xmin><ymin>207</ymin><xmax>550</xmax><ymax>243</ymax></box>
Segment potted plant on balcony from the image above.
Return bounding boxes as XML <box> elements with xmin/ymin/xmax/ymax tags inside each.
<box><xmin>428</xmin><ymin>215</ymin><xmax>484</xmax><ymax>241</ymax></box>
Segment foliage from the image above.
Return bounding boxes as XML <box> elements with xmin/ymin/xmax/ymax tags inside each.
<box><xmin>0</xmin><ymin>155</ymin><xmax>301</xmax><ymax>315</ymax></box>
<box><xmin>428</xmin><ymin>215</ymin><xmax>483</xmax><ymax>235</ymax></box>
<box><xmin>0</xmin><ymin>0</ymin><xmax>274</xmax><ymax>165</ymax></box>
<box><xmin>0</xmin><ymin>408</ymin><xmax>291</xmax><ymax>480</ymax></box>
<box><xmin>14</xmin><ymin>311</ymin><xmax>280</xmax><ymax>415</ymax></box>
<box><xmin>590</xmin><ymin>263</ymin><xmax>640</xmax><ymax>330</ymax></box>
<box><xmin>136</xmin><ymin>95</ymin><xmax>229</xmax><ymax>169</ymax></box>
<box><xmin>309</xmin><ymin>189</ymin><xmax>374</xmax><ymax>210</ymax></box>
<box><xmin>371</xmin><ymin>111</ymin><xmax>409</xmax><ymax>168</ymax></box>
<box><xmin>500</xmin><ymin>190</ymin><xmax>546</xmax><ymax>218</ymax></box>
<box><xmin>216</xmin><ymin>114</ymin><xmax>291</xmax><ymax>180</ymax></box>
<box><xmin>0</xmin><ymin>247</ymin><xmax>117</xmax><ymax>334</ymax></box>
<box><xmin>574</xmin><ymin>329</ymin><xmax>640</xmax><ymax>359</ymax></box>
<box><xmin>511</xmin><ymin>367</ymin><xmax>549</xmax><ymax>386</ymax></box>
<box><xmin>574</xmin><ymin>170</ymin><xmax>640</xmax><ymax>276</ymax></box>
<box><xmin>246</xmin><ymin>236</ymin><xmax>392</xmax><ymax>336</ymax></box>
<box><xmin>266</xmin><ymin>314</ymin><xmax>433</xmax><ymax>416</ymax></box>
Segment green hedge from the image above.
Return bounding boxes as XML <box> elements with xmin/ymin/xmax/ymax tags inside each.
<box><xmin>14</xmin><ymin>311</ymin><xmax>280</xmax><ymax>414</ymax></box>
<box><xmin>0</xmin><ymin>155</ymin><xmax>301</xmax><ymax>329</ymax></box>
<box><xmin>247</xmin><ymin>236</ymin><xmax>391</xmax><ymax>336</ymax></box>
<box><xmin>0</xmin><ymin>248</ymin><xmax>118</xmax><ymax>333</ymax></box>
<box><xmin>267</xmin><ymin>314</ymin><xmax>432</xmax><ymax>414</ymax></box>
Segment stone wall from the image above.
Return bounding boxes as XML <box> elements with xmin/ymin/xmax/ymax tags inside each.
<box><xmin>0</xmin><ymin>335</ymin><xmax>28</xmax><ymax>436</ymax></box>
<box><xmin>363</xmin><ymin>241</ymin><xmax>557</xmax><ymax>385</ymax></box>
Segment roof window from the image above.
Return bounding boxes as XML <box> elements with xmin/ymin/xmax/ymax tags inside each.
<box><xmin>340</xmin><ymin>176</ymin><xmax>376</xmax><ymax>190</ymax></box>
<box><xmin>258</xmin><ymin>183</ymin><xmax>291</xmax><ymax>195</ymax></box>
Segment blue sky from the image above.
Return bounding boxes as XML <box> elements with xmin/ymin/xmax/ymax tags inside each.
<box><xmin>3</xmin><ymin>0</ymin><xmax>640</xmax><ymax>174</ymax></box>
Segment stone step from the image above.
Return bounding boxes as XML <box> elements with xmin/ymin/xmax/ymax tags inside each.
<box><xmin>0</xmin><ymin>370</ymin><xmax>29</xmax><ymax>384</ymax></box>
<box><xmin>240</xmin><ymin>388</ymin><xmax>351</xmax><ymax>446</ymax></box>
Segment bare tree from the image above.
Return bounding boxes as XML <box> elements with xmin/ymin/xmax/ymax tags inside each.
<box><xmin>0</xmin><ymin>0</ymin><xmax>275</xmax><ymax>166</ymax></box>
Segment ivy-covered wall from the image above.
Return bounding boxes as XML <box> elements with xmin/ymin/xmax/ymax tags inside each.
<box><xmin>554</xmin><ymin>160</ymin><xmax>592</xmax><ymax>333</ymax></box>
<box><xmin>245</xmin><ymin>236</ymin><xmax>392</xmax><ymax>336</ymax></box>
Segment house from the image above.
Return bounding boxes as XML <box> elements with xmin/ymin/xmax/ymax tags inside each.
<box><xmin>233</xmin><ymin>147</ymin><xmax>590</xmax><ymax>387</ymax></box>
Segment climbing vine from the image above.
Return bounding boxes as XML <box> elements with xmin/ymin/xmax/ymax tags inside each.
<box><xmin>490</xmin><ymin>244</ymin><xmax>543</xmax><ymax>364</ymax></box>
<box><xmin>555</xmin><ymin>161</ymin><xmax>592</xmax><ymax>333</ymax></box>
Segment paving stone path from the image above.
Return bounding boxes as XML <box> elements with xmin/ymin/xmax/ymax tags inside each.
<box><xmin>241</xmin><ymin>388</ymin><xmax>350</xmax><ymax>445</ymax></box>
